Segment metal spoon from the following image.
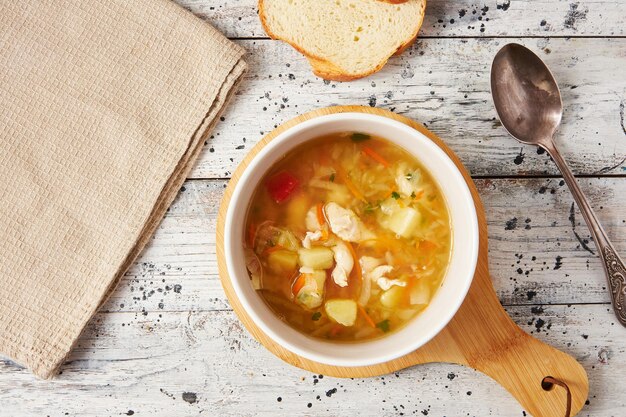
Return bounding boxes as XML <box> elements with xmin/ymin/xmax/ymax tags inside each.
<box><xmin>490</xmin><ymin>43</ymin><xmax>626</xmax><ymax>327</ymax></box>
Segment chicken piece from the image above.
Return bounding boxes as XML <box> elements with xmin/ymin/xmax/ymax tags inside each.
<box><xmin>358</xmin><ymin>256</ymin><xmax>386</xmax><ymax>305</ymax></box>
<box><xmin>369</xmin><ymin>265</ymin><xmax>406</xmax><ymax>291</ymax></box>
<box><xmin>330</xmin><ymin>241</ymin><xmax>354</xmax><ymax>287</ymax></box>
<box><xmin>324</xmin><ymin>202</ymin><xmax>374</xmax><ymax>242</ymax></box>
<box><xmin>376</xmin><ymin>277</ymin><xmax>407</xmax><ymax>291</ymax></box>
<box><xmin>302</xmin><ymin>230</ymin><xmax>322</xmax><ymax>249</ymax></box>
<box><xmin>359</xmin><ymin>256</ymin><xmax>382</xmax><ymax>275</ymax></box>
<box><xmin>360</xmin><ymin>256</ymin><xmax>404</xmax><ymax>291</ymax></box>
<box><xmin>357</xmin><ymin>256</ymin><xmax>376</xmax><ymax>305</ymax></box>
<box><xmin>302</xmin><ymin>205</ymin><xmax>325</xmax><ymax>248</ymax></box>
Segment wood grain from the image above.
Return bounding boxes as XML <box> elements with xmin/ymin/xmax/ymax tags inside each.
<box><xmin>0</xmin><ymin>304</ymin><xmax>622</xmax><ymax>416</ymax></box>
<box><xmin>189</xmin><ymin>38</ymin><xmax>626</xmax><ymax>179</ymax></box>
<box><xmin>216</xmin><ymin>106</ymin><xmax>589</xmax><ymax>416</ymax></box>
<box><xmin>175</xmin><ymin>0</ymin><xmax>626</xmax><ymax>39</ymax></box>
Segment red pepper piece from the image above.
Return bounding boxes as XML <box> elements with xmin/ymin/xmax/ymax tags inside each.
<box><xmin>266</xmin><ymin>171</ymin><xmax>299</xmax><ymax>204</ymax></box>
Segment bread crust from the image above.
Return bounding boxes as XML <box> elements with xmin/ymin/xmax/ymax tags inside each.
<box><xmin>258</xmin><ymin>0</ymin><xmax>426</xmax><ymax>81</ymax></box>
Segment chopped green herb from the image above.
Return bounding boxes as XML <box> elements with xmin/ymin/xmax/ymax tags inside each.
<box><xmin>329</xmin><ymin>173</ymin><xmax>335</xmax><ymax>182</ymax></box>
<box><xmin>391</xmin><ymin>191</ymin><xmax>401</xmax><ymax>200</ymax></box>
<box><xmin>312</xmin><ymin>312</ymin><xmax>322</xmax><ymax>321</ymax></box>
<box><xmin>376</xmin><ymin>319</ymin><xmax>391</xmax><ymax>333</ymax></box>
<box><xmin>410</xmin><ymin>191</ymin><xmax>416</xmax><ymax>199</ymax></box>
<box><xmin>351</xmin><ymin>132</ymin><xmax>371</xmax><ymax>142</ymax></box>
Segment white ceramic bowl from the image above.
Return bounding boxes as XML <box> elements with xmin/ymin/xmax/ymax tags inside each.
<box><xmin>225</xmin><ymin>113</ymin><xmax>479</xmax><ymax>367</ymax></box>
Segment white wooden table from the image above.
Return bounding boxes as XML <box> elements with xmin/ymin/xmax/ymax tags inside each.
<box><xmin>1</xmin><ymin>1</ymin><xmax>625</xmax><ymax>416</ymax></box>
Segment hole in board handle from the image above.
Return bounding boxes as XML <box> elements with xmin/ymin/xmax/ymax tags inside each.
<box><xmin>541</xmin><ymin>376</ymin><xmax>572</xmax><ymax>417</ymax></box>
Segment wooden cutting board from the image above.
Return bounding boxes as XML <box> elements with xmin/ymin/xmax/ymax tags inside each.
<box><xmin>216</xmin><ymin>106</ymin><xmax>589</xmax><ymax>417</ymax></box>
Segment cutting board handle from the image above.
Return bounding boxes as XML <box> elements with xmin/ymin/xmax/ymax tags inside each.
<box><xmin>424</xmin><ymin>266</ymin><xmax>588</xmax><ymax>417</ymax></box>
<box><xmin>466</xmin><ymin>324</ymin><xmax>583</xmax><ymax>417</ymax></box>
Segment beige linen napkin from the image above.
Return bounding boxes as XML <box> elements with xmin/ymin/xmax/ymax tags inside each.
<box><xmin>0</xmin><ymin>0</ymin><xmax>246</xmax><ymax>378</ymax></box>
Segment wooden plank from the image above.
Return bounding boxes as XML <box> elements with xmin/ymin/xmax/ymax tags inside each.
<box><xmin>0</xmin><ymin>304</ymin><xmax>622</xmax><ymax>416</ymax></box>
<box><xmin>175</xmin><ymin>0</ymin><xmax>626</xmax><ymax>39</ymax></box>
<box><xmin>189</xmin><ymin>38</ymin><xmax>626</xmax><ymax>179</ymax></box>
<box><xmin>96</xmin><ymin>177</ymin><xmax>625</xmax><ymax>315</ymax></box>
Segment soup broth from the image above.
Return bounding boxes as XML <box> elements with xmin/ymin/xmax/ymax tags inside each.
<box><xmin>244</xmin><ymin>132</ymin><xmax>452</xmax><ymax>341</ymax></box>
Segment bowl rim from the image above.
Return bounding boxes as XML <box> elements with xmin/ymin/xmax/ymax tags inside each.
<box><xmin>224</xmin><ymin>112</ymin><xmax>479</xmax><ymax>367</ymax></box>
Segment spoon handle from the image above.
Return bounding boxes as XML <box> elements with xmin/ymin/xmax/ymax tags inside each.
<box><xmin>542</xmin><ymin>141</ymin><xmax>626</xmax><ymax>327</ymax></box>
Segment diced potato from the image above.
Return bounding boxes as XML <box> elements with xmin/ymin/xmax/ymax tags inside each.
<box><xmin>286</xmin><ymin>193</ymin><xmax>311</xmax><ymax>228</ymax></box>
<box><xmin>380</xmin><ymin>286</ymin><xmax>405</xmax><ymax>308</ymax></box>
<box><xmin>324</xmin><ymin>299</ymin><xmax>357</xmax><ymax>326</ymax></box>
<box><xmin>298</xmin><ymin>247</ymin><xmax>334</xmax><ymax>269</ymax></box>
<box><xmin>267</xmin><ymin>249</ymin><xmax>298</xmax><ymax>274</ymax></box>
<box><xmin>296</xmin><ymin>270</ymin><xmax>327</xmax><ymax>309</ymax></box>
<box><xmin>277</xmin><ymin>230</ymin><xmax>300</xmax><ymax>252</ymax></box>
<box><xmin>397</xmin><ymin>308</ymin><xmax>418</xmax><ymax>321</ymax></box>
<box><xmin>386</xmin><ymin>207</ymin><xmax>421</xmax><ymax>238</ymax></box>
<box><xmin>410</xmin><ymin>279</ymin><xmax>431</xmax><ymax>305</ymax></box>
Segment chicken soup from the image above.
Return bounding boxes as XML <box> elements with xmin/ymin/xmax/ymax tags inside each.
<box><xmin>244</xmin><ymin>132</ymin><xmax>452</xmax><ymax>341</ymax></box>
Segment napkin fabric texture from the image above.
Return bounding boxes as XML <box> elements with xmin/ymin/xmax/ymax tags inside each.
<box><xmin>0</xmin><ymin>0</ymin><xmax>246</xmax><ymax>378</ymax></box>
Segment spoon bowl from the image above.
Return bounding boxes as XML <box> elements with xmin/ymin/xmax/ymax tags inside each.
<box><xmin>491</xmin><ymin>43</ymin><xmax>563</xmax><ymax>145</ymax></box>
<box><xmin>490</xmin><ymin>43</ymin><xmax>626</xmax><ymax>327</ymax></box>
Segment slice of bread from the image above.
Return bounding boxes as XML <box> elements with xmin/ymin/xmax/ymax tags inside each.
<box><xmin>259</xmin><ymin>0</ymin><xmax>426</xmax><ymax>81</ymax></box>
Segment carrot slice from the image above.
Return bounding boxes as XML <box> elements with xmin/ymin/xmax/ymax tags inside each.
<box><xmin>418</xmin><ymin>240</ymin><xmax>438</xmax><ymax>251</ymax></box>
<box><xmin>405</xmin><ymin>275</ymin><xmax>417</xmax><ymax>293</ymax></box>
<box><xmin>344</xmin><ymin>178</ymin><xmax>367</xmax><ymax>203</ymax></box>
<box><xmin>316</xmin><ymin>202</ymin><xmax>326</xmax><ymax>227</ymax></box>
<box><xmin>336</xmin><ymin>166</ymin><xmax>367</xmax><ymax>203</ymax></box>
<box><xmin>382</xmin><ymin>190</ymin><xmax>394</xmax><ymax>200</ymax></box>
<box><xmin>358</xmin><ymin>305</ymin><xmax>376</xmax><ymax>328</ymax></box>
<box><xmin>292</xmin><ymin>274</ymin><xmax>308</xmax><ymax>297</ymax></box>
<box><xmin>371</xmin><ymin>235</ymin><xmax>403</xmax><ymax>253</ymax></box>
<box><xmin>362</xmin><ymin>146</ymin><xmax>390</xmax><ymax>167</ymax></box>
<box><xmin>346</xmin><ymin>242</ymin><xmax>362</xmax><ymax>282</ymax></box>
